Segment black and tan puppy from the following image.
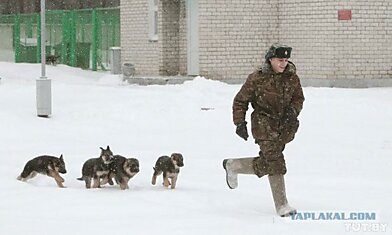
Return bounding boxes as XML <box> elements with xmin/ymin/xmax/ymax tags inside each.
<box><xmin>17</xmin><ymin>155</ymin><xmax>67</xmax><ymax>188</ymax></box>
<box><xmin>101</xmin><ymin>155</ymin><xmax>140</xmax><ymax>190</ymax></box>
<box><xmin>77</xmin><ymin>146</ymin><xmax>114</xmax><ymax>189</ymax></box>
<box><xmin>151</xmin><ymin>153</ymin><xmax>184</xmax><ymax>189</ymax></box>
<box><xmin>46</xmin><ymin>55</ymin><xmax>60</xmax><ymax>65</ymax></box>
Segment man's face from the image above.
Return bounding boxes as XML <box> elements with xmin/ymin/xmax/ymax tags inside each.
<box><xmin>270</xmin><ymin>57</ymin><xmax>289</xmax><ymax>73</ymax></box>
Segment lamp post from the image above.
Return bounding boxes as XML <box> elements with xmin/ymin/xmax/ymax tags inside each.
<box><xmin>36</xmin><ymin>0</ymin><xmax>52</xmax><ymax>118</ymax></box>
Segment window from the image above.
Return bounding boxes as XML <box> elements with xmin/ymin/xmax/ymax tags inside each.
<box><xmin>149</xmin><ymin>0</ymin><xmax>158</xmax><ymax>41</ymax></box>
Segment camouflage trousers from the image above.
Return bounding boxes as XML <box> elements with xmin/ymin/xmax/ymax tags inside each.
<box><xmin>253</xmin><ymin>140</ymin><xmax>287</xmax><ymax>177</ymax></box>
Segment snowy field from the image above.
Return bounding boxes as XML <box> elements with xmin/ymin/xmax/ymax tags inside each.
<box><xmin>0</xmin><ymin>62</ymin><xmax>391</xmax><ymax>235</ymax></box>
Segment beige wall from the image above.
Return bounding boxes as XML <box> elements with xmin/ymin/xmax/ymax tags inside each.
<box><xmin>279</xmin><ymin>0</ymin><xmax>392</xmax><ymax>80</ymax></box>
<box><xmin>121</xmin><ymin>0</ymin><xmax>392</xmax><ymax>81</ymax></box>
<box><xmin>178</xmin><ymin>0</ymin><xmax>187</xmax><ymax>76</ymax></box>
<box><xmin>121</xmin><ymin>0</ymin><xmax>185</xmax><ymax>76</ymax></box>
<box><xmin>160</xmin><ymin>0</ymin><xmax>179</xmax><ymax>75</ymax></box>
<box><xmin>121</xmin><ymin>0</ymin><xmax>159</xmax><ymax>76</ymax></box>
<box><xmin>197</xmin><ymin>0</ymin><xmax>279</xmax><ymax>80</ymax></box>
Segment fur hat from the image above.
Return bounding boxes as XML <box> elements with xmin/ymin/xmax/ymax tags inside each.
<box><xmin>265</xmin><ymin>43</ymin><xmax>292</xmax><ymax>60</ymax></box>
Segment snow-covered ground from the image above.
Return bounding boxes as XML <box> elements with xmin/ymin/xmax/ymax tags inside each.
<box><xmin>0</xmin><ymin>62</ymin><xmax>391</xmax><ymax>235</ymax></box>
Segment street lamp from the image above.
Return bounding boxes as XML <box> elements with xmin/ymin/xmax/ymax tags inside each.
<box><xmin>36</xmin><ymin>0</ymin><xmax>52</xmax><ymax>118</ymax></box>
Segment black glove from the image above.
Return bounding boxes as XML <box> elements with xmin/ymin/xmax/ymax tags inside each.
<box><xmin>280</xmin><ymin>107</ymin><xmax>300</xmax><ymax>144</ymax></box>
<box><xmin>235</xmin><ymin>122</ymin><xmax>249</xmax><ymax>141</ymax></box>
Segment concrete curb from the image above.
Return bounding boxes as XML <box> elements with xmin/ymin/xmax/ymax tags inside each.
<box><xmin>125</xmin><ymin>76</ymin><xmax>193</xmax><ymax>85</ymax></box>
<box><xmin>223</xmin><ymin>78</ymin><xmax>392</xmax><ymax>88</ymax></box>
<box><xmin>300</xmin><ymin>78</ymin><xmax>392</xmax><ymax>88</ymax></box>
<box><xmin>124</xmin><ymin>75</ymin><xmax>392</xmax><ymax>88</ymax></box>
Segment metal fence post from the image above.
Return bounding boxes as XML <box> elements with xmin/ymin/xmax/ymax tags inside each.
<box><xmin>61</xmin><ymin>11</ymin><xmax>69</xmax><ymax>64</ymax></box>
<box><xmin>70</xmin><ymin>10</ymin><xmax>77</xmax><ymax>67</ymax></box>
<box><xmin>14</xmin><ymin>14</ymin><xmax>21</xmax><ymax>62</ymax></box>
<box><xmin>92</xmin><ymin>9</ymin><xmax>98</xmax><ymax>71</ymax></box>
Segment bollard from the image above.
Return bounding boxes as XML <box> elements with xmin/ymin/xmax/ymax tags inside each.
<box><xmin>110</xmin><ymin>47</ymin><xmax>121</xmax><ymax>74</ymax></box>
<box><xmin>36</xmin><ymin>78</ymin><xmax>52</xmax><ymax>117</ymax></box>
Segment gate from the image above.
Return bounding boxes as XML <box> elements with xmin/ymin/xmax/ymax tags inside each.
<box><xmin>0</xmin><ymin>8</ymin><xmax>120</xmax><ymax>71</ymax></box>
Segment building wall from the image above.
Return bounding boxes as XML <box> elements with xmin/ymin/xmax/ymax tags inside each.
<box><xmin>121</xmin><ymin>0</ymin><xmax>184</xmax><ymax>76</ymax></box>
<box><xmin>178</xmin><ymin>0</ymin><xmax>187</xmax><ymax>76</ymax></box>
<box><xmin>160</xmin><ymin>0</ymin><xmax>180</xmax><ymax>76</ymax></box>
<box><xmin>197</xmin><ymin>0</ymin><xmax>279</xmax><ymax>80</ymax></box>
<box><xmin>279</xmin><ymin>0</ymin><xmax>392</xmax><ymax>80</ymax></box>
<box><xmin>121</xmin><ymin>0</ymin><xmax>392</xmax><ymax>81</ymax></box>
<box><xmin>121</xmin><ymin>0</ymin><xmax>160</xmax><ymax>76</ymax></box>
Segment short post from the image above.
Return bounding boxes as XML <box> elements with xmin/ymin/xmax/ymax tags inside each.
<box><xmin>110</xmin><ymin>47</ymin><xmax>121</xmax><ymax>74</ymax></box>
<box><xmin>36</xmin><ymin>0</ymin><xmax>52</xmax><ymax>118</ymax></box>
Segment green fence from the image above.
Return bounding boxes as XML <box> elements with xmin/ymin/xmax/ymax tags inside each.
<box><xmin>0</xmin><ymin>8</ymin><xmax>120</xmax><ymax>71</ymax></box>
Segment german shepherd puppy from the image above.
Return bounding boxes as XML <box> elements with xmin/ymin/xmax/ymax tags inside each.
<box><xmin>151</xmin><ymin>153</ymin><xmax>184</xmax><ymax>189</ymax></box>
<box><xmin>77</xmin><ymin>146</ymin><xmax>114</xmax><ymax>189</ymax></box>
<box><xmin>101</xmin><ymin>155</ymin><xmax>140</xmax><ymax>190</ymax></box>
<box><xmin>17</xmin><ymin>155</ymin><xmax>67</xmax><ymax>188</ymax></box>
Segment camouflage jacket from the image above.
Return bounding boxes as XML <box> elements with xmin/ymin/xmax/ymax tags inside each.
<box><xmin>232</xmin><ymin>62</ymin><xmax>305</xmax><ymax>143</ymax></box>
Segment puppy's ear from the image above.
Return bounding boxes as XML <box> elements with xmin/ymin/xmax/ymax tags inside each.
<box><xmin>171</xmin><ymin>153</ymin><xmax>181</xmax><ymax>160</ymax></box>
<box><xmin>106</xmin><ymin>145</ymin><xmax>110</xmax><ymax>150</ymax></box>
<box><xmin>59</xmin><ymin>154</ymin><xmax>64</xmax><ymax>161</ymax></box>
<box><xmin>100</xmin><ymin>147</ymin><xmax>104</xmax><ymax>151</ymax></box>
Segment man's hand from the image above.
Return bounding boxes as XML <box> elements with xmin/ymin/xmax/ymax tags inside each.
<box><xmin>235</xmin><ymin>122</ymin><xmax>249</xmax><ymax>141</ymax></box>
